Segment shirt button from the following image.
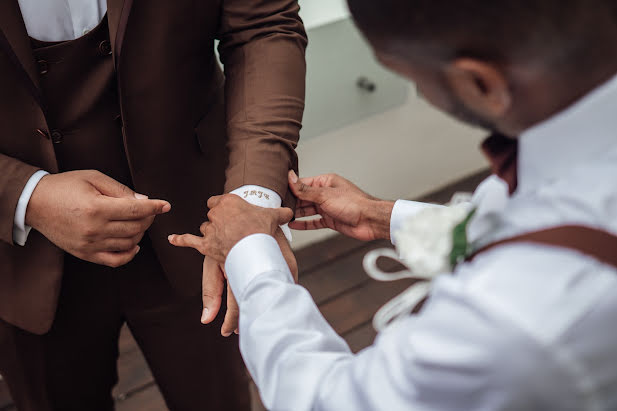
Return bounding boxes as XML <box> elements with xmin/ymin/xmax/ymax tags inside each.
<box><xmin>36</xmin><ymin>128</ymin><xmax>50</xmax><ymax>139</ymax></box>
<box><xmin>98</xmin><ymin>40</ymin><xmax>112</xmax><ymax>56</ymax></box>
<box><xmin>37</xmin><ymin>60</ymin><xmax>49</xmax><ymax>75</ymax></box>
<box><xmin>50</xmin><ymin>130</ymin><xmax>63</xmax><ymax>144</ymax></box>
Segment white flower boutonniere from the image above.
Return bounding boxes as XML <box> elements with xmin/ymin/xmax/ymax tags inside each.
<box><xmin>363</xmin><ymin>194</ymin><xmax>476</xmax><ymax>332</ymax></box>
<box><xmin>393</xmin><ymin>202</ymin><xmax>475</xmax><ymax>276</ymax></box>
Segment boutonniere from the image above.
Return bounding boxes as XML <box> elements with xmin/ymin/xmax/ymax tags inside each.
<box><xmin>392</xmin><ymin>198</ymin><xmax>476</xmax><ymax>276</ymax></box>
<box><xmin>363</xmin><ymin>195</ymin><xmax>477</xmax><ymax>332</ymax></box>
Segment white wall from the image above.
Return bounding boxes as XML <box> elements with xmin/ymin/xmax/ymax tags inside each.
<box><xmin>298</xmin><ymin>0</ymin><xmax>350</xmax><ymax>30</ymax></box>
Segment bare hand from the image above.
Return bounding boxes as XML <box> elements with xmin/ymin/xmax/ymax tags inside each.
<box><xmin>288</xmin><ymin>171</ymin><xmax>394</xmax><ymax>241</ymax></box>
<box><xmin>169</xmin><ymin>195</ymin><xmax>293</xmax><ymax>263</ymax></box>
<box><xmin>196</xmin><ymin>229</ymin><xmax>296</xmax><ymax>336</ymax></box>
<box><xmin>168</xmin><ymin>196</ymin><xmax>296</xmax><ymax>335</ymax></box>
<box><xmin>26</xmin><ymin>170</ymin><xmax>171</xmax><ymax>267</ymax></box>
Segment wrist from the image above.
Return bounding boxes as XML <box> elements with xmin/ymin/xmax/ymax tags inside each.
<box><xmin>363</xmin><ymin>199</ymin><xmax>395</xmax><ymax>240</ymax></box>
<box><xmin>24</xmin><ymin>174</ymin><xmax>51</xmax><ymax>229</ymax></box>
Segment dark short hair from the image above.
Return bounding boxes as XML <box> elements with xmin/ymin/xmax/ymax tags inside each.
<box><xmin>347</xmin><ymin>0</ymin><xmax>617</xmax><ymax>67</ymax></box>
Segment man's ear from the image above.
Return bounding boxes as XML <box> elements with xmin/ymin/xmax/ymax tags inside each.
<box><xmin>444</xmin><ymin>58</ymin><xmax>512</xmax><ymax>119</ymax></box>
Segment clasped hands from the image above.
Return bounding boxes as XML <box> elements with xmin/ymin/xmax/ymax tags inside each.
<box><xmin>169</xmin><ymin>170</ymin><xmax>395</xmax><ymax>336</ymax></box>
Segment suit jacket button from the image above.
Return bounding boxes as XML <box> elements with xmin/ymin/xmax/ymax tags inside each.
<box><xmin>51</xmin><ymin>130</ymin><xmax>63</xmax><ymax>144</ymax></box>
<box><xmin>36</xmin><ymin>128</ymin><xmax>50</xmax><ymax>139</ymax></box>
<box><xmin>37</xmin><ymin>60</ymin><xmax>49</xmax><ymax>75</ymax></box>
<box><xmin>98</xmin><ymin>40</ymin><xmax>112</xmax><ymax>56</ymax></box>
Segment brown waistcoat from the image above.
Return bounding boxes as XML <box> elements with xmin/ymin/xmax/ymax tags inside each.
<box><xmin>31</xmin><ymin>16</ymin><xmax>133</xmax><ymax>187</ymax></box>
<box><xmin>0</xmin><ymin>0</ymin><xmax>307</xmax><ymax>334</ymax></box>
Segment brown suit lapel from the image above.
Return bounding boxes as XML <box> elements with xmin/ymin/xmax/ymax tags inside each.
<box><xmin>0</xmin><ymin>0</ymin><xmax>43</xmax><ymax>108</ymax></box>
<box><xmin>107</xmin><ymin>0</ymin><xmax>134</xmax><ymax>68</ymax></box>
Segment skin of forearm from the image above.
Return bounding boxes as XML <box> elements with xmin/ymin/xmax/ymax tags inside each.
<box><xmin>364</xmin><ymin>199</ymin><xmax>395</xmax><ymax>241</ymax></box>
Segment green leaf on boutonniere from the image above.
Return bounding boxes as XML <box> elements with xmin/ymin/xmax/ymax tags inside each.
<box><xmin>449</xmin><ymin>209</ymin><xmax>477</xmax><ymax>270</ymax></box>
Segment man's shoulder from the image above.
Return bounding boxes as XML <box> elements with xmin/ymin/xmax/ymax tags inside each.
<box><xmin>465</xmin><ymin>152</ymin><xmax>617</xmax><ymax>345</ymax></box>
<box><xmin>452</xmin><ymin>242</ymin><xmax>617</xmax><ymax>344</ymax></box>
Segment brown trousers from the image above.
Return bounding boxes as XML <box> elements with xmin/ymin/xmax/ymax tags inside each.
<box><xmin>0</xmin><ymin>237</ymin><xmax>256</xmax><ymax>411</ymax></box>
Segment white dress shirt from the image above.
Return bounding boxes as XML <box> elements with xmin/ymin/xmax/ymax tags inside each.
<box><xmin>13</xmin><ymin>0</ymin><xmax>289</xmax><ymax>245</ymax></box>
<box><xmin>224</xmin><ymin>72</ymin><xmax>617</xmax><ymax>411</ymax></box>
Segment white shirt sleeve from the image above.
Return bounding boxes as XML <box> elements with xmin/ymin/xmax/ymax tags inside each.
<box><xmin>224</xmin><ymin>234</ymin><xmax>573</xmax><ymax>411</ymax></box>
<box><xmin>231</xmin><ymin>185</ymin><xmax>292</xmax><ymax>242</ymax></box>
<box><xmin>13</xmin><ymin>170</ymin><xmax>49</xmax><ymax>246</ymax></box>
<box><xmin>389</xmin><ymin>200</ymin><xmax>442</xmax><ymax>245</ymax></box>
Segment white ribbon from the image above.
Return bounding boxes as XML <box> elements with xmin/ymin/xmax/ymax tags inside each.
<box><xmin>363</xmin><ymin>249</ymin><xmax>442</xmax><ymax>332</ymax></box>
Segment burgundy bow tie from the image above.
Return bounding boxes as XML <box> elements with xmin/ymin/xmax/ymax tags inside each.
<box><xmin>481</xmin><ymin>133</ymin><xmax>519</xmax><ymax>194</ymax></box>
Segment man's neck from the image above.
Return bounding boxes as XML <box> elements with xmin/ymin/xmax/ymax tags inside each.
<box><xmin>504</xmin><ymin>59</ymin><xmax>617</xmax><ymax>137</ymax></box>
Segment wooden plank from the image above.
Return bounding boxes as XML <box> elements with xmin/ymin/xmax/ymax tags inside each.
<box><xmin>114</xmin><ymin>326</ymin><xmax>160</xmax><ymax>405</ymax></box>
<box><xmin>300</xmin><ymin>239</ymin><xmax>395</xmax><ymax>305</ymax></box>
<box><xmin>115</xmin><ymin>385</ymin><xmax>166</xmax><ymax>411</ymax></box>
<box><xmin>296</xmin><ymin>234</ymin><xmax>366</xmax><ymax>275</ymax></box>
<box><xmin>319</xmin><ymin>278</ymin><xmax>415</xmax><ymax>335</ymax></box>
<box><xmin>113</xmin><ymin>341</ymin><xmax>156</xmax><ymax>401</ymax></box>
<box><xmin>119</xmin><ymin>325</ymin><xmax>140</xmax><ymax>356</ymax></box>
<box><xmin>343</xmin><ymin>322</ymin><xmax>377</xmax><ymax>353</ymax></box>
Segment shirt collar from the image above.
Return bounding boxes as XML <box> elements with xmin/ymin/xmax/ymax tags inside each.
<box><xmin>517</xmin><ymin>72</ymin><xmax>617</xmax><ymax>193</ymax></box>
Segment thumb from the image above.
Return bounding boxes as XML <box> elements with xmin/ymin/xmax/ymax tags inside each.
<box><xmin>88</xmin><ymin>172</ymin><xmax>146</xmax><ymax>199</ymax></box>
<box><xmin>274</xmin><ymin>207</ymin><xmax>294</xmax><ymax>226</ymax></box>
<box><xmin>289</xmin><ymin>172</ymin><xmax>324</xmax><ymax>204</ymax></box>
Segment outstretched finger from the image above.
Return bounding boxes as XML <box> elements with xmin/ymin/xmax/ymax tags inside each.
<box><xmin>201</xmin><ymin>256</ymin><xmax>224</xmax><ymax>324</ymax></box>
<box><xmin>221</xmin><ymin>286</ymin><xmax>239</xmax><ymax>337</ymax></box>
<box><xmin>168</xmin><ymin>233</ymin><xmax>205</xmax><ymax>254</ymax></box>
<box><xmin>288</xmin><ymin>218</ymin><xmax>328</xmax><ymax>231</ymax></box>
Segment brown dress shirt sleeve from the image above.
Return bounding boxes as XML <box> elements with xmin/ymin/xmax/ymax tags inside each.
<box><xmin>217</xmin><ymin>0</ymin><xmax>307</xmax><ymax>208</ymax></box>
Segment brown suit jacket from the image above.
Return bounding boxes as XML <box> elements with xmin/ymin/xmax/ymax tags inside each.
<box><xmin>0</xmin><ymin>0</ymin><xmax>306</xmax><ymax>334</ymax></box>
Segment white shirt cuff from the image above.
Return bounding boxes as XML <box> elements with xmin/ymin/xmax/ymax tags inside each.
<box><xmin>231</xmin><ymin>185</ymin><xmax>292</xmax><ymax>243</ymax></box>
<box><xmin>13</xmin><ymin>170</ymin><xmax>49</xmax><ymax>246</ymax></box>
<box><xmin>225</xmin><ymin>233</ymin><xmax>294</xmax><ymax>299</ymax></box>
<box><xmin>390</xmin><ymin>200</ymin><xmax>440</xmax><ymax>246</ymax></box>
<box><xmin>231</xmin><ymin>185</ymin><xmax>282</xmax><ymax>208</ymax></box>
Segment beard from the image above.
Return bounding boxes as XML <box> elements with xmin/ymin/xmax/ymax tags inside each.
<box><xmin>447</xmin><ymin>96</ymin><xmax>500</xmax><ymax>133</ymax></box>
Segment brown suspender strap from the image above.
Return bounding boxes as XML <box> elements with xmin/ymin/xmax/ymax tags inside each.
<box><xmin>413</xmin><ymin>225</ymin><xmax>617</xmax><ymax>314</ymax></box>
<box><xmin>469</xmin><ymin>225</ymin><xmax>617</xmax><ymax>269</ymax></box>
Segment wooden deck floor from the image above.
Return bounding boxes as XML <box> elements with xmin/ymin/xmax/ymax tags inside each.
<box><xmin>0</xmin><ymin>170</ymin><xmax>489</xmax><ymax>411</ymax></box>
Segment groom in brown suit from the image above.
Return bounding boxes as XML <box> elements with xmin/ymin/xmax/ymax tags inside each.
<box><xmin>0</xmin><ymin>0</ymin><xmax>306</xmax><ymax>410</ymax></box>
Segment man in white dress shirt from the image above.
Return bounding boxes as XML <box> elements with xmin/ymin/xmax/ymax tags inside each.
<box><xmin>0</xmin><ymin>0</ymin><xmax>304</xmax><ymax>410</ymax></box>
<box><xmin>170</xmin><ymin>0</ymin><xmax>617</xmax><ymax>409</ymax></box>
